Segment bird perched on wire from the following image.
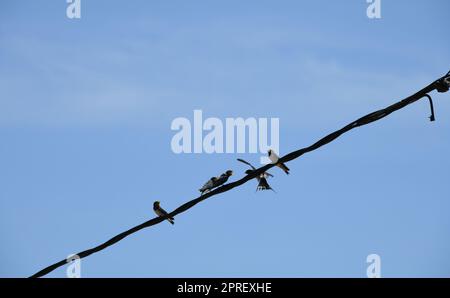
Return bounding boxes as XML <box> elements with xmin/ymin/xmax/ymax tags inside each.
<box><xmin>268</xmin><ymin>149</ymin><xmax>290</xmax><ymax>175</ymax></box>
<box><xmin>199</xmin><ymin>170</ymin><xmax>233</xmax><ymax>195</ymax></box>
<box><xmin>153</xmin><ymin>201</ymin><xmax>174</xmax><ymax>225</ymax></box>
<box><xmin>214</xmin><ymin>170</ymin><xmax>233</xmax><ymax>187</ymax></box>
<box><xmin>199</xmin><ymin>177</ymin><xmax>218</xmax><ymax>194</ymax></box>
<box><xmin>237</xmin><ymin>158</ymin><xmax>275</xmax><ymax>192</ymax></box>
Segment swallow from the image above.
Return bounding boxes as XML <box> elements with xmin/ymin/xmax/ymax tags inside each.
<box><xmin>268</xmin><ymin>149</ymin><xmax>290</xmax><ymax>175</ymax></box>
<box><xmin>199</xmin><ymin>177</ymin><xmax>218</xmax><ymax>194</ymax></box>
<box><xmin>214</xmin><ymin>170</ymin><xmax>233</xmax><ymax>188</ymax></box>
<box><xmin>199</xmin><ymin>170</ymin><xmax>233</xmax><ymax>195</ymax></box>
<box><xmin>237</xmin><ymin>158</ymin><xmax>275</xmax><ymax>192</ymax></box>
<box><xmin>153</xmin><ymin>201</ymin><xmax>174</xmax><ymax>225</ymax></box>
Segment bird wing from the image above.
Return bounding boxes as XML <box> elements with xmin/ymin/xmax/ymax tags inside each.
<box><xmin>214</xmin><ymin>175</ymin><xmax>229</xmax><ymax>187</ymax></box>
<box><xmin>268</xmin><ymin>153</ymin><xmax>278</xmax><ymax>163</ymax></box>
<box><xmin>280</xmin><ymin>163</ymin><xmax>290</xmax><ymax>171</ymax></box>
<box><xmin>158</xmin><ymin>207</ymin><xmax>174</xmax><ymax>220</ymax></box>
<box><xmin>237</xmin><ymin>158</ymin><xmax>256</xmax><ymax>170</ymax></box>
<box><xmin>158</xmin><ymin>207</ymin><xmax>168</xmax><ymax>216</ymax></box>
<box><xmin>200</xmin><ymin>178</ymin><xmax>214</xmax><ymax>190</ymax></box>
<box><xmin>277</xmin><ymin>162</ymin><xmax>290</xmax><ymax>174</ymax></box>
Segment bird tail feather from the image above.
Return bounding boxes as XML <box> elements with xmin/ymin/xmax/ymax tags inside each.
<box><xmin>278</xmin><ymin>163</ymin><xmax>290</xmax><ymax>175</ymax></box>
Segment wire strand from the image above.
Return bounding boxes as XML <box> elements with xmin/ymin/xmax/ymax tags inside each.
<box><xmin>30</xmin><ymin>71</ymin><xmax>450</xmax><ymax>278</ymax></box>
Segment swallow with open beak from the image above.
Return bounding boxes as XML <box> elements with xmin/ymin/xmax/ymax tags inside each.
<box><xmin>268</xmin><ymin>149</ymin><xmax>290</xmax><ymax>175</ymax></box>
<box><xmin>237</xmin><ymin>158</ymin><xmax>275</xmax><ymax>192</ymax></box>
<box><xmin>153</xmin><ymin>201</ymin><xmax>174</xmax><ymax>225</ymax></box>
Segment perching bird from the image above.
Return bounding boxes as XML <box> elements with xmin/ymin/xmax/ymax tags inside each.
<box><xmin>237</xmin><ymin>158</ymin><xmax>275</xmax><ymax>192</ymax></box>
<box><xmin>268</xmin><ymin>149</ymin><xmax>290</xmax><ymax>175</ymax></box>
<box><xmin>199</xmin><ymin>170</ymin><xmax>233</xmax><ymax>195</ymax></box>
<box><xmin>153</xmin><ymin>201</ymin><xmax>174</xmax><ymax>225</ymax></box>
<box><xmin>199</xmin><ymin>177</ymin><xmax>218</xmax><ymax>194</ymax></box>
<box><xmin>214</xmin><ymin>170</ymin><xmax>233</xmax><ymax>187</ymax></box>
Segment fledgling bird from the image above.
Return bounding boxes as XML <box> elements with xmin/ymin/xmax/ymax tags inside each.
<box><xmin>237</xmin><ymin>158</ymin><xmax>275</xmax><ymax>192</ymax></box>
<box><xmin>153</xmin><ymin>201</ymin><xmax>174</xmax><ymax>225</ymax></box>
<box><xmin>199</xmin><ymin>170</ymin><xmax>233</xmax><ymax>195</ymax></box>
<box><xmin>199</xmin><ymin>177</ymin><xmax>218</xmax><ymax>194</ymax></box>
<box><xmin>214</xmin><ymin>170</ymin><xmax>233</xmax><ymax>188</ymax></box>
<box><xmin>268</xmin><ymin>149</ymin><xmax>290</xmax><ymax>175</ymax></box>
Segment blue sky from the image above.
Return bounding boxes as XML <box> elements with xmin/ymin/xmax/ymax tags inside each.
<box><xmin>0</xmin><ymin>0</ymin><xmax>449</xmax><ymax>277</ymax></box>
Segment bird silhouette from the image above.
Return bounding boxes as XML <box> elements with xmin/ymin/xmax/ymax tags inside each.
<box><xmin>199</xmin><ymin>177</ymin><xmax>218</xmax><ymax>194</ymax></box>
<box><xmin>237</xmin><ymin>158</ymin><xmax>275</xmax><ymax>192</ymax></box>
<box><xmin>153</xmin><ymin>201</ymin><xmax>174</xmax><ymax>225</ymax></box>
<box><xmin>214</xmin><ymin>170</ymin><xmax>233</xmax><ymax>187</ymax></box>
<box><xmin>199</xmin><ymin>170</ymin><xmax>233</xmax><ymax>195</ymax></box>
<box><xmin>268</xmin><ymin>149</ymin><xmax>290</xmax><ymax>175</ymax></box>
